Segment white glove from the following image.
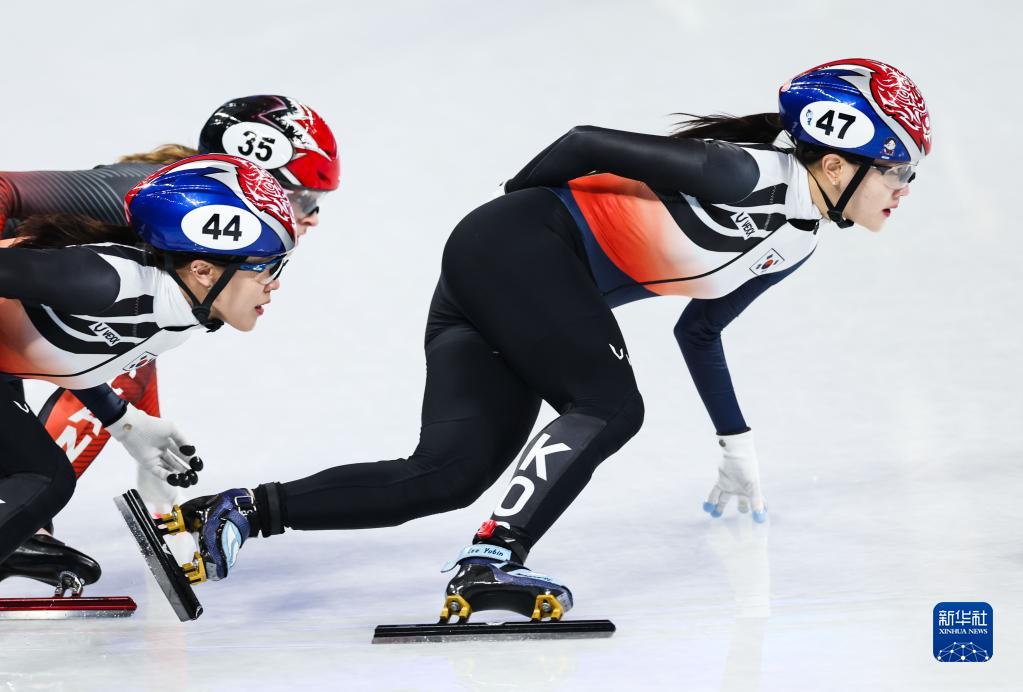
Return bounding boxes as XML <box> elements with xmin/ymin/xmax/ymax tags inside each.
<box><xmin>136</xmin><ymin>464</ymin><xmax>182</xmax><ymax>513</ymax></box>
<box><xmin>702</xmin><ymin>429</ymin><xmax>768</xmax><ymax>522</ymax></box>
<box><xmin>107</xmin><ymin>404</ymin><xmax>204</xmax><ymax>500</ymax></box>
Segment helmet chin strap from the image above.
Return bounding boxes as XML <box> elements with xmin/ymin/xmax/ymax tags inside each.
<box><xmin>162</xmin><ymin>254</ymin><xmax>238</xmax><ymax>332</ymax></box>
<box><xmin>809</xmin><ymin>163</ymin><xmax>869</xmax><ymax>229</ymax></box>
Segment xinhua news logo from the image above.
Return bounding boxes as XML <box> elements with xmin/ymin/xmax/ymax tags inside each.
<box><xmin>933</xmin><ymin>602</ymin><xmax>993</xmax><ymax>662</ymax></box>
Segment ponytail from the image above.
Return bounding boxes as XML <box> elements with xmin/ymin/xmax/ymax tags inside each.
<box><xmin>670</xmin><ymin>112</ymin><xmax>785</xmax><ymax>144</ymax></box>
<box><xmin>12</xmin><ymin>213</ymin><xmax>137</xmax><ymax>250</ymax></box>
<box><xmin>13</xmin><ymin>213</ymin><xmax>216</xmax><ymax>274</ymax></box>
<box><xmin>118</xmin><ymin>143</ymin><xmax>199</xmax><ymax>165</ymax></box>
<box><xmin>671</xmin><ymin>112</ymin><xmax>833</xmax><ymax>167</ymax></box>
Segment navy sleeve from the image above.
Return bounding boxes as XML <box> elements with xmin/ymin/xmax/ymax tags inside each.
<box><xmin>72</xmin><ymin>384</ymin><xmax>128</xmax><ymax>426</ymax></box>
<box><xmin>0</xmin><ymin>246</ymin><xmax>120</xmax><ymax>314</ymax></box>
<box><xmin>674</xmin><ymin>259</ymin><xmax>808</xmax><ymax>435</ymax></box>
<box><xmin>504</xmin><ymin>126</ymin><xmax>760</xmax><ymax>203</ymax></box>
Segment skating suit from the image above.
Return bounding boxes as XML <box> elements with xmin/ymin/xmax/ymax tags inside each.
<box><xmin>0</xmin><ymin>163</ymin><xmax>161</xmax><ymax>235</ymax></box>
<box><xmin>548</xmin><ymin>146</ymin><xmax>820</xmax><ymax>306</ymax></box>
<box><xmin>0</xmin><ymin>243</ymin><xmax>200</xmax><ymax>389</ymax></box>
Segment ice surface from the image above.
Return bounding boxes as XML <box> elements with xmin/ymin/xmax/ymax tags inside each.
<box><xmin>2</xmin><ymin>1</ymin><xmax>1021</xmax><ymax>690</ymax></box>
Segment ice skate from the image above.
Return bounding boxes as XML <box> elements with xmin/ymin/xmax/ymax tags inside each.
<box><xmin>373</xmin><ymin>522</ymin><xmax>614</xmax><ymax>643</ymax></box>
<box><xmin>0</xmin><ymin>535</ymin><xmax>135</xmax><ymax>619</ymax></box>
<box><xmin>437</xmin><ymin>543</ymin><xmax>574</xmax><ymax>624</ymax></box>
<box><xmin>114</xmin><ymin>487</ymin><xmax>258</xmax><ymax>621</ymax></box>
<box><xmin>0</xmin><ymin>534</ymin><xmax>102</xmax><ymax>587</ymax></box>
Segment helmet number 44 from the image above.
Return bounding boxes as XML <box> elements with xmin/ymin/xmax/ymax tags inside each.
<box><xmin>181</xmin><ymin>204</ymin><xmax>261</xmax><ymax>251</ymax></box>
<box><xmin>202</xmin><ymin>214</ymin><xmax>242</xmax><ymax>242</ymax></box>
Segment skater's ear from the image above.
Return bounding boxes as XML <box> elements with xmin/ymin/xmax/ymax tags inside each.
<box><xmin>182</xmin><ymin>259</ymin><xmax>223</xmax><ymax>290</ymax></box>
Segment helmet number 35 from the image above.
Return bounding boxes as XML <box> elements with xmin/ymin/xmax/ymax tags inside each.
<box><xmin>221</xmin><ymin>121</ymin><xmax>295</xmax><ymax>170</ymax></box>
<box><xmin>238</xmin><ymin>131</ymin><xmax>275</xmax><ymax>163</ymax></box>
<box><xmin>800</xmin><ymin>101</ymin><xmax>875</xmax><ymax>149</ymax></box>
<box><xmin>182</xmin><ymin>205</ymin><xmax>262</xmax><ymax>250</ymax></box>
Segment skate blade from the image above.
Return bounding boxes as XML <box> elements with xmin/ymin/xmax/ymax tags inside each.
<box><xmin>113</xmin><ymin>489</ymin><xmax>203</xmax><ymax>622</ymax></box>
<box><xmin>372</xmin><ymin>619</ymin><xmax>615</xmax><ymax>644</ymax></box>
<box><xmin>0</xmin><ymin>596</ymin><xmax>136</xmax><ymax>619</ymax></box>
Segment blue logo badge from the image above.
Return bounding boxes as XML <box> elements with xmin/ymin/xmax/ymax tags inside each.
<box><xmin>933</xmin><ymin>602</ymin><xmax>993</xmax><ymax>662</ymax></box>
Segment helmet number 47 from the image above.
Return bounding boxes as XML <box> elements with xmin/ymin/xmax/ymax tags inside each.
<box><xmin>815</xmin><ymin>110</ymin><xmax>856</xmax><ymax>139</ymax></box>
<box><xmin>202</xmin><ymin>214</ymin><xmax>242</xmax><ymax>242</ymax></box>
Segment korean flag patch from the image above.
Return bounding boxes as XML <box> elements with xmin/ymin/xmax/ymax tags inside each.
<box><xmin>123</xmin><ymin>351</ymin><xmax>157</xmax><ymax>372</ymax></box>
<box><xmin>750</xmin><ymin>249</ymin><xmax>785</xmax><ymax>275</ymax></box>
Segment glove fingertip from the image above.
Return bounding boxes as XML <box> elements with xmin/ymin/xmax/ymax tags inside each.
<box><xmin>710</xmin><ymin>508</ymin><xmax>723</xmax><ymax>518</ymax></box>
<box><xmin>702</xmin><ymin>502</ymin><xmax>716</xmax><ymax>514</ymax></box>
<box><xmin>752</xmin><ymin>510</ymin><xmax>768</xmax><ymax>523</ymax></box>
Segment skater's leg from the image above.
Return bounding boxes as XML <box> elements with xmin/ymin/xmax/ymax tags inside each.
<box><xmin>0</xmin><ymin>379</ymin><xmax>76</xmax><ymax>563</ymax></box>
<box><xmin>279</xmin><ymin>318</ymin><xmax>542</xmax><ymax>530</ymax></box>
<box><xmin>440</xmin><ymin>190</ymin><xmax>645</xmax><ymax>557</ymax></box>
<box><xmin>168</xmin><ymin>278</ymin><xmax>543</xmax><ymax>582</ymax></box>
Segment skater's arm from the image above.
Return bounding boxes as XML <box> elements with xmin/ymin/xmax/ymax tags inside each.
<box><xmin>0</xmin><ymin>246</ymin><xmax>120</xmax><ymax>313</ymax></box>
<box><xmin>674</xmin><ymin>259</ymin><xmax>808</xmax><ymax>435</ymax></box>
<box><xmin>0</xmin><ymin>165</ymin><xmax>159</xmax><ymax>226</ymax></box>
<box><xmin>72</xmin><ymin>384</ymin><xmax>128</xmax><ymax>426</ymax></box>
<box><xmin>504</xmin><ymin>126</ymin><xmax>760</xmax><ymax>202</ymax></box>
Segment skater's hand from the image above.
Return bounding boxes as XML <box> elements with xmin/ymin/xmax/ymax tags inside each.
<box><xmin>137</xmin><ymin>464</ymin><xmax>182</xmax><ymax>512</ymax></box>
<box><xmin>702</xmin><ymin>429</ymin><xmax>767</xmax><ymax>522</ymax></box>
<box><xmin>107</xmin><ymin>404</ymin><xmax>204</xmax><ymax>489</ymax></box>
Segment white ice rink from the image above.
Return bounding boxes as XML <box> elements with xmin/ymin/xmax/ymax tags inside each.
<box><xmin>2</xmin><ymin>2</ymin><xmax>1021</xmax><ymax>690</ymax></box>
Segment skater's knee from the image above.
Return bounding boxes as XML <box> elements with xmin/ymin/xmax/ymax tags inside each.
<box><xmin>51</xmin><ymin>460</ymin><xmax>76</xmax><ymax>509</ymax></box>
<box><xmin>431</xmin><ymin>466</ymin><xmax>493</xmax><ymax>513</ymax></box>
<box><xmin>26</xmin><ymin>438</ymin><xmax>77</xmax><ymax>510</ymax></box>
<box><xmin>617</xmin><ymin>390</ymin><xmax>645</xmax><ymax>439</ymax></box>
<box><xmin>576</xmin><ymin>388</ymin><xmax>644</xmax><ymax>441</ymax></box>
<box><xmin>38</xmin><ymin>452</ymin><xmax>76</xmax><ymax>513</ymax></box>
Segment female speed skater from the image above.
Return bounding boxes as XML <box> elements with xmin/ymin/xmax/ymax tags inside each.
<box><xmin>157</xmin><ymin>58</ymin><xmax>931</xmax><ymax>622</ymax></box>
<box><xmin>0</xmin><ymin>96</ymin><xmax>340</xmax><ymax>594</ymax></box>
<box><xmin>0</xmin><ymin>154</ymin><xmax>300</xmax><ymax>600</ymax></box>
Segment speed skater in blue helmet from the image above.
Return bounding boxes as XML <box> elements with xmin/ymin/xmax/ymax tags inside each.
<box><xmin>125</xmin><ymin>153</ymin><xmax>297</xmax><ymax>331</ymax></box>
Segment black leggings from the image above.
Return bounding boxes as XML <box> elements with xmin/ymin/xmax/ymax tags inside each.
<box><xmin>0</xmin><ymin>378</ymin><xmax>76</xmax><ymax>563</ymax></box>
<box><xmin>280</xmin><ymin>188</ymin><xmax>644</xmax><ymax>550</ymax></box>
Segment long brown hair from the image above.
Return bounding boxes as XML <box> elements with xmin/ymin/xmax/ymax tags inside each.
<box><xmin>118</xmin><ymin>143</ymin><xmax>198</xmax><ymax>165</ymax></box>
<box><xmin>13</xmin><ymin>213</ymin><xmax>241</xmax><ymax>272</ymax></box>
<box><xmin>12</xmin><ymin>213</ymin><xmax>137</xmax><ymax>249</ymax></box>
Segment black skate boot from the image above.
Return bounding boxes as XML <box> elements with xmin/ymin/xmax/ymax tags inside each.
<box><xmin>372</xmin><ymin>520</ymin><xmax>614</xmax><ymax>643</ymax></box>
<box><xmin>177</xmin><ymin>488</ymin><xmax>263</xmax><ymax>580</ymax></box>
<box><xmin>438</xmin><ymin>521</ymin><xmax>572</xmax><ymax>624</ymax></box>
<box><xmin>0</xmin><ymin>534</ymin><xmax>102</xmax><ymax>588</ymax></box>
<box><xmin>0</xmin><ymin>535</ymin><xmax>135</xmax><ymax>619</ymax></box>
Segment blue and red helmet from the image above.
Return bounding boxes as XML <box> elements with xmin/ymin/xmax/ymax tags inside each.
<box><xmin>124</xmin><ymin>154</ymin><xmax>297</xmax><ymax>259</ymax></box>
<box><xmin>779</xmin><ymin>58</ymin><xmax>932</xmax><ymax>165</ymax></box>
